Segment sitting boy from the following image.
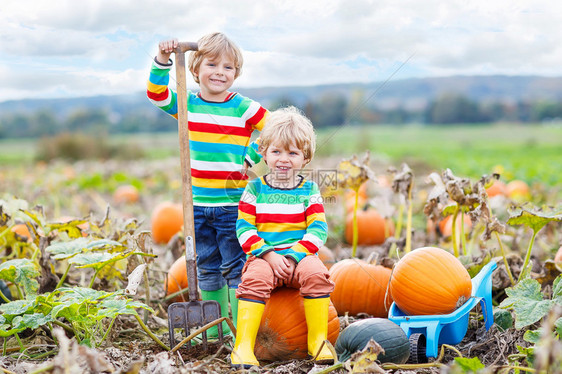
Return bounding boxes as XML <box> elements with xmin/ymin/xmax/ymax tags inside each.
<box><xmin>231</xmin><ymin>106</ymin><xmax>335</xmax><ymax>368</ymax></box>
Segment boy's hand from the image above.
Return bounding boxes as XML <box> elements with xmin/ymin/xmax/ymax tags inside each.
<box><xmin>262</xmin><ymin>251</ymin><xmax>293</xmax><ymax>281</ymax></box>
<box><xmin>156</xmin><ymin>39</ymin><xmax>178</xmax><ymax>64</ymax></box>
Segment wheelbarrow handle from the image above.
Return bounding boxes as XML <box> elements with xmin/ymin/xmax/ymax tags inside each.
<box><xmin>174</xmin><ymin>42</ymin><xmax>199</xmax><ymax>302</ymax></box>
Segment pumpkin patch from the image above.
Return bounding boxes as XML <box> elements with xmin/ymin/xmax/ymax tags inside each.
<box><xmin>389</xmin><ymin>246</ymin><xmax>472</xmax><ymax>315</ymax></box>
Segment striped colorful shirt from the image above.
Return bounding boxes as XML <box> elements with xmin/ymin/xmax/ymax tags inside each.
<box><xmin>236</xmin><ymin>175</ymin><xmax>328</xmax><ymax>263</ymax></box>
<box><xmin>147</xmin><ymin>58</ymin><xmax>268</xmax><ymax>206</ymax></box>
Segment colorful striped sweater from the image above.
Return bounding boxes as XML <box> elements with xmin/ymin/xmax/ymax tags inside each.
<box><xmin>236</xmin><ymin>175</ymin><xmax>328</xmax><ymax>263</ymax></box>
<box><xmin>147</xmin><ymin>58</ymin><xmax>268</xmax><ymax>206</ymax></box>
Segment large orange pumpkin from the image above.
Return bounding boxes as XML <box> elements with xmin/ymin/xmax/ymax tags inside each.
<box><xmin>329</xmin><ymin>258</ymin><xmax>393</xmax><ymax>317</ymax></box>
<box><xmin>151</xmin><ymin>202</ymin><xmax>183</xmax><ymax>244</ymax></box>
<box><xmin>165</xmin><ymin>256</ymin><xmax>188</xmax><ymax>302</ymax></box>
<box><xmin>344</xmin><ymin>209</ymin><xmax>394</xmax><ymax>245</ymax></box>
<box><xmin>389</xmin><ymin>247</ymin><xmax>472</xmax><ymax>315</ymax></box>
<box><xmin>254</xmin><ymin>287</ymin><xmax>340</xmax><ymax>361</ymax></box>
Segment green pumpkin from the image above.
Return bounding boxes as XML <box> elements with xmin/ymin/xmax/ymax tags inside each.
<box><xmin>335</xmin><ymin>318</ymin><xmax>410</xmax><ymax>363</ymax></box>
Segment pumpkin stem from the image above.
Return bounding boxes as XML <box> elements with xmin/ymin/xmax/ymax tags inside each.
<box><xmin>404</xmin><ymin>182</ymin><xmax>413</xmax><ymax>253</ymax></box>
<box><xmin>451</xmin><ymin>205</ymin><xmax>460</xmax><ymax>257</ymax></box>
<box><xmin>494</xmin><ymin>231</ymin><xmax>515</xmax><ymax>286</ymax></box>
<box><xmin>351</xmin><ymin>188</ymin><xmax>360</xmax><ymax>258</ymax></box>
<box><xmin>518</xmin><ymin>229</ymin><xmax>538</xmax><ymax>283</ymax></box>
<box><xmin>460</xmin><ymin>210</ymin><xmax>468</xmax><ymax>256</ymax></box>
<box><xmin>366</xmin><ymin>251</ymin><xmax>379</xmax><ymax>265</ymax></box>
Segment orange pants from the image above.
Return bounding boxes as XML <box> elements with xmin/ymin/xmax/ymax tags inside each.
<box><xmin>235</xmin><ymin>255</ymin><xmax>334</xmax><ymax>302</ymax></box>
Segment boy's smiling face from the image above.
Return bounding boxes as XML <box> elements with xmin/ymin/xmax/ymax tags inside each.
<box><xmin>195</xmin><ymin>54</ymin><xmax>236</xmax><ymax>101</ymax></box>
<box><xmin>263</xmin><ymin>141</ymin><xmax>308</xmax><ymax>188</ymax></box>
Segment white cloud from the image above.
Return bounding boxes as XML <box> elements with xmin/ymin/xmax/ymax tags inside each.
<box><xmin>0</xmin><ymin>0</ymin><xmax>561</xmax><ymax>102</ymax></box>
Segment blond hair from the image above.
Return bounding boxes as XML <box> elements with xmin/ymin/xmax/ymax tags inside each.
<box><xmin>188</xmin><ymin>32</ymin><xmax>243</xmax><ymax>84</ymax></box>
<box><xmin>258</xmin><ymin>106</ymin><xmax>316</xmax><ymax>161</ymax></box>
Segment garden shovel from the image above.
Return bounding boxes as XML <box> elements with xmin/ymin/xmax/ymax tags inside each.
<box><xmin>167</xmin><ymin>41</ymin><xmax>223</xmax><ymax>350</ymax></box>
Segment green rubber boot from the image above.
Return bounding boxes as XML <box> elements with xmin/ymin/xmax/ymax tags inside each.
<box><xmin>201</xmin><ymin>285</ymin><xmax>232</xmax><ymax>338</ymax></box>
<box><xmin>229</xmin><ymin>288</ymin><xmax>238</xmax><ymax>329</ymax></box>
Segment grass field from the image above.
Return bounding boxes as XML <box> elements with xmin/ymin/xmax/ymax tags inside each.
<box><xmin>1</xmin><ymin>123</ymin><xmax>561</xmax><ymax>186</ymax></box>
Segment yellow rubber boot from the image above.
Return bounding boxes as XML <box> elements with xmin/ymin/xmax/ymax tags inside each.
<box><xmin>230</xmin><ymin>299</ymin><xmax>265</xmax><ymax>368</ymax></box>
<box><xmin>303</xmin><ymin>297</ymin><xmax>335</xmax><ymax>364</ymax></box>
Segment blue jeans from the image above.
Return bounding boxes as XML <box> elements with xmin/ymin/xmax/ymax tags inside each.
<box><xmin>193</xmin><ymin>205</ymin><xmax>245</xmax><ymax>291</ymax></box>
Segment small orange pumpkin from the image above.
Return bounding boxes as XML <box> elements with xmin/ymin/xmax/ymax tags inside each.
<box><xmin>329</xmin><ymin>258</ymin><xmax>393</xmax><ymax>317</ymax></box>
<box><xmin>389</xmin><ymin>246</ymin><xmax>472</xmax><ymax>315</ymax></box>
<box><xmin>151</xmin><ymin>202</ymin><xmax>183</xmax><ymax>244</ymax></box>
<box><xmin>438</xmin><ymin>214</ymin><xmax>472</xmax><ymax>237</ymax></box>
<box><xmin>11</xmin><ymin>224</ymin><xmax>32</xmax><ymax>242</ymax></box>
<box><xmin>506</xmin><ymin>180</ymin><xmax>531</xmax><ymax>201</ymax></box>
<box><xmin>486</xmin><ymin>180</ymin><xmax>507</xmax><ymax>197</ymax></box>
<box><xmin>165</xmin><ymin>256</ymin><xmax>188</xmax><ymax>302</ymax></box>
<box><xmin>113</xmin><ymin>185</ymin><xmax>140</xmax><ymax>204</ymax></box>
<box><xmin>254</xmin><ymin>287</ymin><xmax>340</xmax><ymax>361</ymax></box>
<box><xmin>344</xmin><ymin>209</ymin><xmax>394</xmax><ymax>245</ymax></box>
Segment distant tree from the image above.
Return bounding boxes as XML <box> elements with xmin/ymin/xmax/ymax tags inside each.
<box><xmin>426</xmin><ymin>94</ymin><xmax>485</xmax><ymax>124</ymax></box>
<box><xmin>65</xmin><ymin>109</ymin><xmax>110</xmax><ymax>132</ymax></box>
<box><xmin>531</xmin><ymin>100</ymin><xmax>562</xmax><ymax>122</ymax></box>
<box><xmin>307</xmin><ymin>93</ymin><xmax>348</xmax><ymax>127</ymax></box>
<box><xmin>269</xmin><ymin>96</ymin><xmax>300</xmax><ymax>111</ymax></box>
<box><xmin>31</xmin><ymin>109</ymin><xmax>59</xmax><ymax>136</ymax></box>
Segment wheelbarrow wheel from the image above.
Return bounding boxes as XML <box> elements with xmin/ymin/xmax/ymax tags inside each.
<box><xmin>408</xmin><ymin>333</ymin><xmax>428</xmax><ymax>364</ymax></box>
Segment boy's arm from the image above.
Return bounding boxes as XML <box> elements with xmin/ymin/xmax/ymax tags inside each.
<box><xmin>243</xmin><ymin>105</ymin><xmax>269</xmax><ymax>167</ymax></box>
<box><xmin>286</xmin><ymin>182</ymin><xmax>328</xmax><ymax>263</ymax></box>
<box><xmin>236</xmin><ymin>184</ymin><xmax>275</xmax><ymax>257</ymax></box>
<box><xmin>244</xmin><ymin>140</ymin><xmax>261</xmax><ymax>167</ymax></box>
<box><xmin>146</xmin><ymin>40</ymin><xmax>179</xmax><ymax>118</ymax></box>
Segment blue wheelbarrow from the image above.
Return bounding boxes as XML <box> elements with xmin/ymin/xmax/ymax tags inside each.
<box><xmin>388</xmin><ymin>261</ymin><xmax>497</xmax><ymax>363</ymax></box>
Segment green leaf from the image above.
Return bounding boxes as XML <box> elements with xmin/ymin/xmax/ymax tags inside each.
<box><xmin>45</xmin><ymin>219</ymin><xmax>88</xmax><ymax>238</ymax></box>
<box><xmin>98</xmin><ymin>298</ymin><xmax>154</xmax><ymax>319</ymax></box>
<box><xmin>453</xmin><ymin>356</ymin><xmax>485</xmax><ymax>372</ymax></box>
<box><xmin>553</xmin><ymin>276</ymin><xmax>562</xmax><ymax>302</ymax></box>
<box><xmin>22</xmin><ymin>312</ymin><xmax>53</xmax><ymax>330</ymax></box>
<box><xmin>50</xmin><ymin>287</ymin><xmax>111</xmax><ymax>320</ymax></box>
<box><xmin>523</xmin><ymin>329</ymin><xmax>542</xmax><ymax>344</ymax></box>
<box><xmin>442</xmin><ymin>203</ymin><xmax>458</xmax><ymax>216</ymax></box>
<box><xmin>499</xmin><ymin>278</ymin><xmax>554</xmax><ymax>329</ymax></box>
<box><xmin>507</xmin><ymin>207</ymin><xmax>562</xmax><ymax>234</ymax></box>
<box><xmin>46</xmin><ymin>238</ymin><xmax>125</xmax><ymax>260</ymax></box>
<box><xmin>555</xmin><ymin>317</ymin><xmax>562</xmax><ymax>337</ymax></box>
<box><xmin>0</xmin><ymin>259</ymin><xmax>40</xmax><ymax>295</ymax></box>
<box><xmin>69</xmin><ymin>251</ymin><xmax>154</xmax><ymax>271</ymax></box>
<box><xmin>0</xmin><ymin>299</ymin><xmax>36</xmax><ymax>319</ymax></box>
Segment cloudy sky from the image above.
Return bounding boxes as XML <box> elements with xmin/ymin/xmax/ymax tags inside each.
<box><xmin>1</xmin><ymin>0</ymin><xmax>560</xmax><ymax>103</ymax></box>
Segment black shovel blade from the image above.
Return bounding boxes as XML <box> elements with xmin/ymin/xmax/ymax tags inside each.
<box><xmin>168</xmin><ymin>300</ymin><xmax>223</xmax><ymax>350</ymax></box>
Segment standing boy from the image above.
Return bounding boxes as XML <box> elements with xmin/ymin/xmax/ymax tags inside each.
<box><xmin>147</xmin><ymin>32</ymin><xmax>268</xmax><ymax>336</ymax></box>
<box><xmin>231</xmin><ymin>106</ymin><xmax>335</xmax><ymax>368</ymax></box>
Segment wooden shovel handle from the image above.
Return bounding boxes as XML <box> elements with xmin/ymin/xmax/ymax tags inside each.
<box><xmin>177</xmin><ymin>42</ymin><xmax>199</xmax><ymax>53</ymax></box>
<box><xmin>174</xmin><ymin>42</ymin><xmax>198</xmax><ymax>301</ymax></box>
